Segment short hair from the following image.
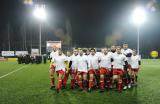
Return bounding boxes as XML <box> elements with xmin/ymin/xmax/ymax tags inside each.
<box><xmin>90</xmin><ymin>48</ymin><xmax>96</xmax><ymax>52</ymax></box>
<box><xmin>123</xmin><ymin>42</ymin><xmax>128</xmax><ymax>45</ymax></box>
<box><xmin>116</xmin><ymin>46</ymin><xmax>121</xmax><ymax>49</ymax></box>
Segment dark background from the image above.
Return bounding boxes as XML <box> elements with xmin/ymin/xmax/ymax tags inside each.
<box><xmin>0</xmin><ymin>0</ymin><xmax>160</xmax><ymax>57</ymax></box>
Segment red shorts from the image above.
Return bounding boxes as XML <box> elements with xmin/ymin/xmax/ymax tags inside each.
<box><xmin>78</xmin><ymin>71</ymin><xmax>87</xmax><ymax>76</ymax></box>
<box><xmin>113</xmin><ymin>69</ymin><xmax>124</xmax><ymax>76</ymax></box>
<box><xmin>56</xmin><ymin>70</ymin><xmax>65</xmax><ymax>75</ymax></box>
<box><xmin>100</xmin><ymin>67</ymin><xmax>111</xmax><ymax>75</ymax></box>
<box><xmin>70</xmin><ymin>69</ymin><xmax>77</xmax><ymax>75</ymax></box>
<box><xmin>131</xmin><ymin>68</ymin><xmax>139</xmax><ymax>72</ymax></box>
<box><xmin>88</xmin><ymin>69</ymin><xmax>99</xmax><ymax>76</ymax></box>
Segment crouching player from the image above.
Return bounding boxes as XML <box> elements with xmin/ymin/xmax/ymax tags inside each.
<box><xmin>49</xmin><ymin>47</ymin><xmax>58</xmax><ymax>89</ymax></box>
<box><xmin>99</xmin><ymin>48</ymin><xmax>112</xmax><ymax>92</ymax></box>
<box><xmin>88</xmin><ymin>48</ymin><xmax>100</xmax><ymax>92</ymax></box>
<box><xmin>52</xmin><ymin>50</ymin><xmax>68</xmax><ymax>93</ymax></box>
<box><xmin>112</xmin><ymin>46</ymin><xmax>128</xmax><ymax>92</ymax></box>
<box><xmin>77</xmin><ymin>49</ymin><xmax>89</xmax><ymax>91</ymax></box>
<box><xmin>130</xmin><ymin>49</ymin><xmax>141</xmax><ymax>86</ymax></box>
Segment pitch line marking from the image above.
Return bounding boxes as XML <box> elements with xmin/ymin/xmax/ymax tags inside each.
<box><xmin>0</xmin><ymin>65</ymin><xmax>28</xmax><ymax>79</ymax></box>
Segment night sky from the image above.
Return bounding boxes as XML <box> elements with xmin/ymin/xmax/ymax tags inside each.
<box><xmin>0</xmin><ymin>0</ymin><xmax>160</xmax><ymax>56</ymax></box>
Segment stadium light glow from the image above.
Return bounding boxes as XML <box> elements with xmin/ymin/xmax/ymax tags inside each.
<box><xmin>33</xmin><ymin>4</ymin><xmax>47</xmax><ymax>55</ymax></box>
<box><xmin>132</xmin><ymin>7</ymin><xmax>146</xmax><ymax>26</ymax></box>
<box><xmin>33</xmin><ymin>5</ymin><xmax>47</xmax><ymax>21</ymax></box>
<box><xmin>131</xmin><ymin>7</ymin><xmax>147</xmax><ymax>55</ymax></box>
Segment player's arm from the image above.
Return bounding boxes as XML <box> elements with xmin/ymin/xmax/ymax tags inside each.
<box><xmin>124</xmin><ymin>56</ymin><xmax>128</xmax><ymax>70</ymax></box>
<box><xmin>69</xmin><ymin>61</ymin><xmax>72</xmax><ymax>69</ymax></box>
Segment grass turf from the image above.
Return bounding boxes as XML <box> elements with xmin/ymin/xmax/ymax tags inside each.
<box><xmin>0</xmin><ymin>59</ymin><xmax>160</xmax><ymax>104</ymax></box>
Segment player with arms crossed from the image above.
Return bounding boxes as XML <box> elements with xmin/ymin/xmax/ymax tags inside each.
<box><xmin>99</xmin><ymin>48</ymin><xmax>112</xmax><ymax>92</ymax></box>
<box><xmin>112</xmin><ymin>46</ymin><xmax>128</xmax><ymax>92</ymax></box>
<box><xmin>130</xmin><ymin>49</ymin><xmax>141</xmax><ymax>86</ymax></box>
<box><xmin>49</xmin><ymin>47</ymin><xmax>58</xmax><ymax>89</ymax></box>
<box><xmin>121</xmin><ymin>43</ymin><xmax>133</xmax><ymax>89</ymax></box>
<box><xmin>69</xmin><ymin>49</ymin><xmax>79</xmax><ymax>89</ymax></box>
<box><xmin>88</xmin><ymin>48</ymin><xmax>100</xmax><ymax>92</ymax></box>
<box><xmin>52</xmin><ymin>50</ymin><xmax>68</xmax><ymax>93</ymax></box>
<box><xmin>77</xmin><ymin>49</ymin><xmax>90</xmax><ymax>91</ymax></box>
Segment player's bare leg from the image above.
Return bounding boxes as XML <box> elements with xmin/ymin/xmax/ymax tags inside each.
<box><xmin>118</xmin><ymin>75</ymin><xmax>123</xmax><ymax>93</ymax></box>
<box><xmin>56</xmin><ymin>72</ymin><xmax>64</xmax><ymax>93</ymax></box>
<box><xmin>50</xmin><ymin>67</ymin><xmax>55</xmax><ymax>89</ymax></box>
<box><xmin>83</xmin><ymin>73</ymin><xmax>88</xmax><ymax>91</ymax></box>
<box><xmin>70</xmin><ymin>70</ymin><xmax>76</xmax><ymax>89</ymax></box>
<box><xmin>88</xmin><ymin>73</ymin><xmax>94</xmax><ymax>92</ymax></box>
<box><xmin>100</xmin><ymin>74</ymin><xmax>105</xmax><ymax>92</ymax></box>
<box><xmin>127</xmin><ymin>68</ymin><xmax>132</xmax><ymax>88</ymax></box>
<box><xmin>105</xmin><ymin>69</ymin><xmax>111</xmax><ymax>90</ymax></box>
<box><xmin>78</xmin><ymin>73</ymin><xmax>83</xmax><ymax>91</ymax></box>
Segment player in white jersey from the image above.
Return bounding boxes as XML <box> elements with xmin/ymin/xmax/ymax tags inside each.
<box><xmin>121</xmin><ymin>43</ymin><xmax>133</xmax><ymax>89</ymax></box>
<box><xmin>49</xmin><ymin>47</ymin><xmax>58</xmax><ymax>89</ymax></box>
<box><xmin>111</xmin><ymin>46</ymin><xmax>128</xmax><ymax>92</ymax></box>
<box><xmin>130</xmin><ymin>49</ymin><xmax>141</xmax><ymax>85</ymax></box>
<box><xmin>99</xmin><ymin>48</ymin><xmax>112</xmax><ymax>92</ymax></box>
<box><xmin>88</xmin><ymin>48</ymin><xmax>100</xmax><ymax>92</ymax></box>
<box><xmin>52</xmin><ymin>50</ymin><xmax>68</xmax><ymax>93</ymax></box>
<box><xmin>62</xmin><ymin>51</ymin><xmax>72</xmax><ymax>88</ymax></box>
<box><xmin>77</xmin><ymin>49</ymin><xmax>90</xmax><ymax>91</ymax></box>
<box><xmin>69</xmin><ymin>49</ymin><xmax>79</xmax><ymax>89</ymax></box>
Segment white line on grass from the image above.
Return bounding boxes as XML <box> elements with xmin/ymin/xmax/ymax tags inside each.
<box><xmin>0</xmin><ymin>65</ymin><xmax>28</xmax><ymax>79</ymax></box>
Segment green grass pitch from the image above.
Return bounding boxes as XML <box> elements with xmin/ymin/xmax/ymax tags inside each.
<box><xmin>0</xmin><ymin>59</ymin><xmax>160</xmax><ymax>104</ymax></box>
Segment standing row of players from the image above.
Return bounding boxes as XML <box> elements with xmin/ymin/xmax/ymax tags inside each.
<box><xmin>49</xmin><ymin>43</ymin><xmax>141</xmax><ymax>93</ymax></box>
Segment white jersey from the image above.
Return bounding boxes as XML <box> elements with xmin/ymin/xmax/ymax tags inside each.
<box><xmin>112</xmin><ymin>53</ymin><xmax>127</xmax><ymax>69</ymax></box>
<box><xmin>77</xmin><ymin>55</ymin><xmax>90</xmax><ymax>72</ymax></box>
<box><xmin>121</xmin><ymin>48</ymin><xmax>133</xmax><ymax>64</ymax></box>
<box><xmin>66</xmin><ymin>56</ymin><xmax>71</xmax><ymax>62</ymax></box>
<box><xmin>52</xmin><ymin>55</ymin><xmax>67</xmax><ymax>71</ymax></box>
<box><xmin>88</xmin><ymin>54</ymin><xmax>100</xmax><ymax>69</ymax></box>
<box><xmin>108</xmin><ymin>51</ymin><xmax>116</xmax><ymax>65</ymax></box>
<box><xmin>95</xmin><ymin>52</ymin><xmax>103</xmax><ymax>58</ymax></box>
<box><xmin>99</xmin><ymin>53</ymin><xmax>112</xmax><ymax>69</ymax></box>
<box><xmin>70</xmin><ymin>55</ymin><xmax>79</xmax><ymax>69</ymax></box>
<box><xmin>130</xmin><ymin>55</ymin><xmax>141</xmax><ymax>69</ymax></box>
<box><xmin>50</xmin><ymin>51</ymin><xmax>58</xmax><ymax>62</ymax></box>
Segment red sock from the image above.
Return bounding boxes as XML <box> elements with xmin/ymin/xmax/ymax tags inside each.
<box><xmin>51</xmin><ymin>78</ymin><xmax>55</xmax><ymax>86</ymax></box>
<box><xmin>100</xmin><ymin>78</ymin><xmax>104</xmax><ymax>90</ymax></box>
<box><xmin>57</xmin><ymin>79</ymin><xmax>62</xmax><ymax>90</ymax></box>
<box><xmin>123</xmin><ymin>78</ymin><xmax>127</xmax><ymax>86</ymax></box>
<box><xmin>71</xmin><ymin>79</ymin><xmax>75</xmax><ymax>87</ymax></box>
<box><xmin>78</xmin><ymin>80</ymin><xmax>83</xmax><ymax>89</ymax></box>
<box><xmin>63</xmin><ymin>73</ymin><xmax>69</xmax><ymax>86</ymax></box>
<box><xmin>118</xmin><ymin>81</ymin><xmax>122</xmax><ymax>92</ymax></box>
<box><xmin>89</xmin><ymin>79</ymin><xmax>93</xmax><ymax>89</ymax></box>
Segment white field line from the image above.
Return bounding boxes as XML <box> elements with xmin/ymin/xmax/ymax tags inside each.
<box><xmin>0</xmin><ymin>65</ymin><xmax>28</xmax><ymax>79</ymax></box>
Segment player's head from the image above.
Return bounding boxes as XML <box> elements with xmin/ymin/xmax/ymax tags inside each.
<box><xmin>58</xmin><ymin>50</ymin><xmax>63</xmax><ymax>56</ymax></box>
<box><xmin>103</xmin><ymin>48</ymin><xmax>108</xmax><ymax>55</ymax></box>
<box><xmin>111</xmin><ymin>45</ymin><xmax>116</xmax><ymax>53</ymax></box>
<box><xmin>79</xmin><ymin>49</ymin><xmax>83</xmax><ymax>56</ymax></box>
<box><xmin>90</xmin><ymin>48</ymin><xmax>96</xmax><ymax>55</ymax></box>
<box><xmin>53</xmin><ymin>46</ymin><xmax>58</xmax><ymax>52</ymax></box>
<box><xmin>66</xmin><ymin>51</ymin><xmax>71</xmax><ymax>57</ymax></box>
<box><xmin>116</xmin><ymin>46</ymin><xmax>121</xmax><ymax>54</ymax></box>
<box><xmin>123</xmin><ymin>43</ymin><xmax>128</xmax><ymax>50</ymax></box>
<box><xmin>86</xmin><ymin>49</ymin><xmax>90</xmax><ymax>55</ymax></box>
<box><xmin>133</xmin><ymin>49</ymin><xmax>137</xmax><ymax>56</ymax></box>
<box><xmin>73</xmin><ymin>49</ymin><xmax>78</xmax><ymax>56</ymax></box>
